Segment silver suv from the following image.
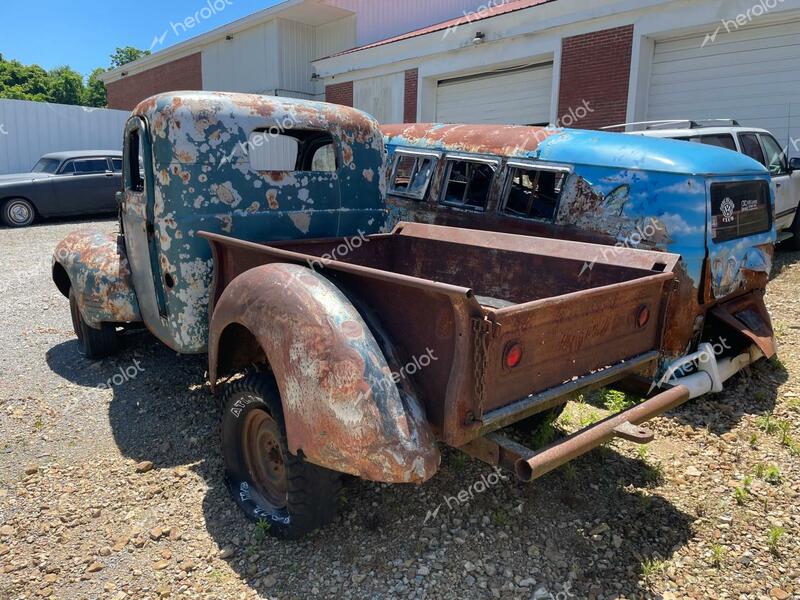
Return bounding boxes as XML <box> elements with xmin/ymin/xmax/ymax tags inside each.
<box><xmin>608</xmin><ymin>120</ymin><xmax>800</xmax><ymax>249</ymax></box>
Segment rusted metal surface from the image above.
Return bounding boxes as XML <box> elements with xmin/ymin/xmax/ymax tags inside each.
<box><xmin>204</xmin><ymin>222</ymin><xmax>681</xmax><ymax>450</ymax></box>
<box><xmin>381</xmin><ymin>124</ymin><xmax>561</xmax><ymax>158</ymax></box>
<box><xmin>711</xmin><ymin>291</ymin><xmax>776</xmax><ymax>359</ymax></box>
<box><xmin>52</xmin><ymin>229</ymin><xmax>141</xmax><ymax>328</ymax></box>
<box><xmin>54</xmin><ymin>92</ymin><xmax>388</xmax><ymax>352</ymax></box>
<box><xmin>463</xmin><ymin>385</ymin><xmax>690</xmax><ymax>482</ymax></box>
<box><xmin>209</xmin><ymin>262</ymin><xmax>441</xmax><ymax>484</ymax></box>
<box><xmin>382</xmin><ymin>123</ymin><xmax>778</xmax><ymax>370</ymax></box>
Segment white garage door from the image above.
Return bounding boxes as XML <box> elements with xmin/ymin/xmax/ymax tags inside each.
<box><xmin>436</xmin><ymin>63</ymin><xmax>553</xmax><ymax>125</ymax></box>
<box><xmin>647</xmin><ymin>19</ymin><xmax>800</xmax><ymax>157</ymax></box>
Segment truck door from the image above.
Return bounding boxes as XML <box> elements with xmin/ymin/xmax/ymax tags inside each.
<box><xmin>757</xmin><ymin>133</ymin><xmax>798</xmax><ymax>234</ymax></box>
<box><xmin>119</xmin><ymin>117</ymin><xmax>171</xmax><ymax>344</ymax></box>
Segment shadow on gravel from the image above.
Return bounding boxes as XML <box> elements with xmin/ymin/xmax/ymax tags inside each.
<box><xmin>45</xmin><ymin>330</ymin><xmax>218</xmax><ymax>471</ymax></box>
<box><xmin>45</xmin><ymin>333</ymin><xmax>693</xmax><ymax>598</ymax></box>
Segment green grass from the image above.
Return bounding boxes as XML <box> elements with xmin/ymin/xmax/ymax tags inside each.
<box><xmin>762</xmin><ymin>465</ymin><xmax>782</xmax><ymax>485</ymax></box>
<box><xmin>253</xmin><ymin>518</ymin><xmax>271</xmax><ymax>542</ymax></box>
<box><xmin>749</xmin><ymin>434</ymin><xmax>759</xmax><ymax>449</ymax></box>
<box><xmin>768</xmin><ymin>527</ymin><xmax>785</xmax><ymax>557</ymax></box>
<box><xmin>709</xmin><ymin>543</ymin><xmax>726</xmax><ymax>568</ymax></box>
<box><xmin>602</xmin><ymin>389</ymin><xmax>636</xmax><ymax>413</ymax></box>
<box><xmin>757</xmin><ymin>412</ymin><xmax>778</xmax><ymax>435</ymax></box>
<box><xmin>641</xmin><ymin>558</ymin><xmax>666</xmax><ymax>583</ymax></box>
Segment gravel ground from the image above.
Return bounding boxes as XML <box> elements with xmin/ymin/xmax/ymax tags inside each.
<box><xmin>1</xmin><ymin>218</ymin><xmax>799</xmax><ymax>600</ymax></box>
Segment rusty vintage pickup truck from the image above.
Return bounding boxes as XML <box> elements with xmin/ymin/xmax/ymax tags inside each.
<box><xmin>53</xmin><ymin>92</ymin><xmax>776</xmax><ymax>539</ymax></box>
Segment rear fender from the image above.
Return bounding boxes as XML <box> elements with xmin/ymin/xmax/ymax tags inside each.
<box><xmin>208</xmin><ymin>263</ymin><xmax>441</xmax><ymax>484</ymax></box>
<box><xmin>52</xmin><ymin>229</ymin><xmax>141</xmax><ymax>328</ymax></box>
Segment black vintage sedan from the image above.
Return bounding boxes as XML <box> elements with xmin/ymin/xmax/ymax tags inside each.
<box><xmin>0</xmin><ymin>150</ymin><xmax>123</xmax><ymax>227</ymax></box>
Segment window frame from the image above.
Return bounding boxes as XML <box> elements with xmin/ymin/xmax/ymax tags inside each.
<box><xmin>69</xmin><ymin>157</ymin><xmax>113</xmax><ymax>175</ymax></box>
<box><xmin>438</xmin><ymin>153</ymin><xmax>500</xmax><ymax>212</ymax></box>
<box><xmin>500</xmin><ymin>160</ymin><xmax>572</xmax><ymax>223</ymax></box>
<box><xmin>111</xmin><ymin>158</ymin><xmax>123</xmax><ymax>173</ymax></box>
<box><xmin>246</xmin><ymin>128</ymin><xmax>340</xmax><ymax>173</ymax></box>
<box><xmin>757</xmin><ymin>133</ymin><xmax>789</xmax><ymax>176</ymax></box>
<box><xmin>738</xmin><ymin>132</ymin><xmax>767</xmax><ymax>167</ymax></box>
<box><xmin>388</xmin><ymin>148</ymin><xmax>442</xmax><ymax>201</ymax></box>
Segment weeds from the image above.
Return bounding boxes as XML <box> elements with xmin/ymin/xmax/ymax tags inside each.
<box><xmin>709</xmin><ymin>543</ymin><xmax>726</xmax><ymax>568</ymax></box>
<box><xmin>253</xmin><ymin>518</ymin><xmax>271</xmax><ymax>542</ymax></box>
<box><xmin>767</xmin><ymin>527</ymin><xmax>785</xmax><ymax>556</ymax></box>
<box><xmin>602</xmin><ymin>389</ymin><xmax>635</xmax><ymax>413</ymax></box>
<box><xmin>641</xmin><ymin>558</ymin><xmax>666</xmax><ymax>583</ymax></box>
<box><xmin>757</xmin><ymin>412</ymin><xmax>778</xmax><ymax>435</ymax></box>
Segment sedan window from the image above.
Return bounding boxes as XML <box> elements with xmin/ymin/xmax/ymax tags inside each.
<box><xmin>73</xmin><ymin>158</ymin><xmax>111</xmax><ymax>174</ymax></box>
<box><xmin>739</xmin><ymin>133</ymin><xmax>767</xmax><ymax>167</ymax></box>
<box><xmin>112</xmin><ymin>158</ymin><xmax>123</xmax><ymax>173</ymax></box>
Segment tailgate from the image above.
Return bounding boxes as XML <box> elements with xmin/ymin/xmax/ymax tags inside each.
<box><xmin>478</xmin><ymin>272</ymin><xmax>676</xmax><ymax>413</ymax></box>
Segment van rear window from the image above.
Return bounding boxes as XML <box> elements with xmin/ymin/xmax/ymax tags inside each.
<box><xmin>710</xmin><ymin>181</ymin><xmax>771</xmax><ymax>243</ymax></box>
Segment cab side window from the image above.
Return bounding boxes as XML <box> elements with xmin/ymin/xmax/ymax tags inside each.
<box><xmin>126</xmin><ymin>127</ymin><xmax>146</xmax><ymax>192</ymax></box>
<box><xmin>440</xmin><ymin>158</ymin><xmax>496</xmax><ymax>211</ymax></box>
<box><xmin>739</xmin><ymin>133</ymin><xmax>767</xmax><ymax>167</ymax></box>
<box><xmin>503</xmin><ymin>166</ymin><xmax>568</xmax><ymax>221</ymax></box>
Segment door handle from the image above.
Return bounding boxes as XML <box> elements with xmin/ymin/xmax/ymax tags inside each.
<box><xmin>104</xmin><ymin>172</ymin><xmax>115</xmax><ymax>177</ymax></box>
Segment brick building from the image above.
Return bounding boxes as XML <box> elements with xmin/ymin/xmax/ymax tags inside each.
<box><xmin>100</xmin><ymin>0</ymin><xmax>800</xmax><ymax>152</ymax></box>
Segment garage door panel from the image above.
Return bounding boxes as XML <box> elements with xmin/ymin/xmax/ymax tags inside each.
<box><xmin>436</xmin><ymin>64</ymin><xmax>553</xmax><ymax>125</ymax></box>
<box><xmin>654</xmin><ymin>19</ymin><xmax>800</xmax><ymax>55</ymax></box>
<box><xmin>647</xmin><ymin>20</ymin><xmax>800</xmax><ymax>156</ymax></box>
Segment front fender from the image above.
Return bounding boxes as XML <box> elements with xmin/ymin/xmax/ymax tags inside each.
<box><xmin>209</xmin><ymin>263</ymin><xmax>441</xmax><ymax>484</ymax></box>
<box><xmin>53</xmin><ymin>229</ymin><xmax>142</xmax><ymax>328</ymax></box>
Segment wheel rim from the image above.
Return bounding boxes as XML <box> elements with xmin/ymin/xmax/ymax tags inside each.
<box><xmin>241</xmin><ymin>409</ymin><xmax>288</xmax><ymax>508</ymax></box>
<box><xmin>7</xmin><ymin>201</ymin><xmax>32</xmax><ymax>225</ymax></box>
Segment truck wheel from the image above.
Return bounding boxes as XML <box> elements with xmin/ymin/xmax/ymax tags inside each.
<box><xmin>783</xmin><ymin>214</ymin><xmax>800</xmax><ymax>251</ymax></box>
<box><xmin>221</xmin><ymin>373</ymin><xmax>342</xmax><ymax>540</ymax></box>
<box><xmin>69</xmin><ymin>289</ymin><xmax>118</xmax><ymax>359</ymax></box>
<box><xmin>1</xmin><ymin>198</ymin><xmax>35</xmax><ymax>227</ymax></box>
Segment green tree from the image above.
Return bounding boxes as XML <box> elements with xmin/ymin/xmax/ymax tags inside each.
<box><xmin>47</xmin><ymin>66</ymin><xmax>84</xmax><ymax>105</ymax></box>
<box><xmin>109</xmin><ymin>46</ymin><xmax>150</xmax><ymax>69</ymax></box>
<box><xmin>83</xmin><ymin>68</ymin><xmax>107</xmax><ymax>107</ymax></box>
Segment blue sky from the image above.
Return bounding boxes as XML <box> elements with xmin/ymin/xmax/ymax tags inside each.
<box><xmin>1</xmin><ymin>0</ymin><xmax>282</xmax><ymax>76</ymax></box>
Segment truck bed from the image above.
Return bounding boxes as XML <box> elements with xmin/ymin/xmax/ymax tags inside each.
<box><xmin>201</xmin><ymin>223</ymin><xmax>680</xmax><ymax>446</ymax></box>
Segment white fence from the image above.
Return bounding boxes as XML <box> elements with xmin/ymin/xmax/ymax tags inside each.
<box><xmin>0</xmin><ymin>99</ymin><xmax>129</xmax><ymax>175</ymax></box>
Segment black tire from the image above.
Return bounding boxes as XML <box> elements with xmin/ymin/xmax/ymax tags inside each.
<box><xmin>782</xmin><ymin>213</ymin><xmax>800</xmax><ymax>251</ymax></box>
<box><xmin>69</xmin><ymin>289</ymin><xmax>118</xmax><ymax>359</ymax></box>
<box><xmin>1</xmin><ymin>198</ymin><xmax>35</xmax><ymax>227</ymax></box>
<box><xmin>221</xmin><ymin>373</ymin><xmax>342</xmax><ymax>540</ymax></box>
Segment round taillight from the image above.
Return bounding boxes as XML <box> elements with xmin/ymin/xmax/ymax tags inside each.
<box><xmin>504</xmin><ymin>343</ymin><xmax>523</xmax><ymax>369</ymax></box>
<box><xmin>636</xmin><ymin>305</ymin><xmax>651</xmax><ymax>328</ymax></box>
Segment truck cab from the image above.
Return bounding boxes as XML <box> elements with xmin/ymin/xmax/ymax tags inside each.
<box><xmin>52</xmin><ymin>92</ymin><xmax>387</xmax><ymax>357</ymax></box>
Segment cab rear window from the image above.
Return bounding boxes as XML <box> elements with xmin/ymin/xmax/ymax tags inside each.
<box><xmin>710</xmin><ymin>180</ymin><xmax>771</xmax><ymax>243</ymax></box>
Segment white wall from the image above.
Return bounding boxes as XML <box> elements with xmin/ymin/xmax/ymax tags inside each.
<box><xmin>353</xmin><ymin>72</ymin><xmax>405</xmax><ymax>123</ymax></box>
<box><xmin>202</xmin><ymin>20</ymin><xmax>281</xmax><ymax>95</ymax></box>
<box><xmin>0</xmin><ymin>100</ymin><xmax>129</xmax><ymax>175</ymax></box>
<box><xmin>325</xmin><ymin>0</ymin><xmax>494</xmax><ymax>45</ymax></box>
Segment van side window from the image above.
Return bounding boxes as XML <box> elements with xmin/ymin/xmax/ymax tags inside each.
<box><xmin>503</xmin><ymin>166</ymin><xmax>567</xmax><ymax>221</ymax></box>
<box><xmin>388</xmin><ymin>151</ymin><xmax>438</xmax><ymax>200</ymax></box>
<box><xmin>440</xmin><ymin>158</ymin><xmax>496</xmax><ymax>211</ymax></box>
<box><xmin>739</xmin><ymin>133</ymin><xmax>766</xmax><ymax>167</ymax></box>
